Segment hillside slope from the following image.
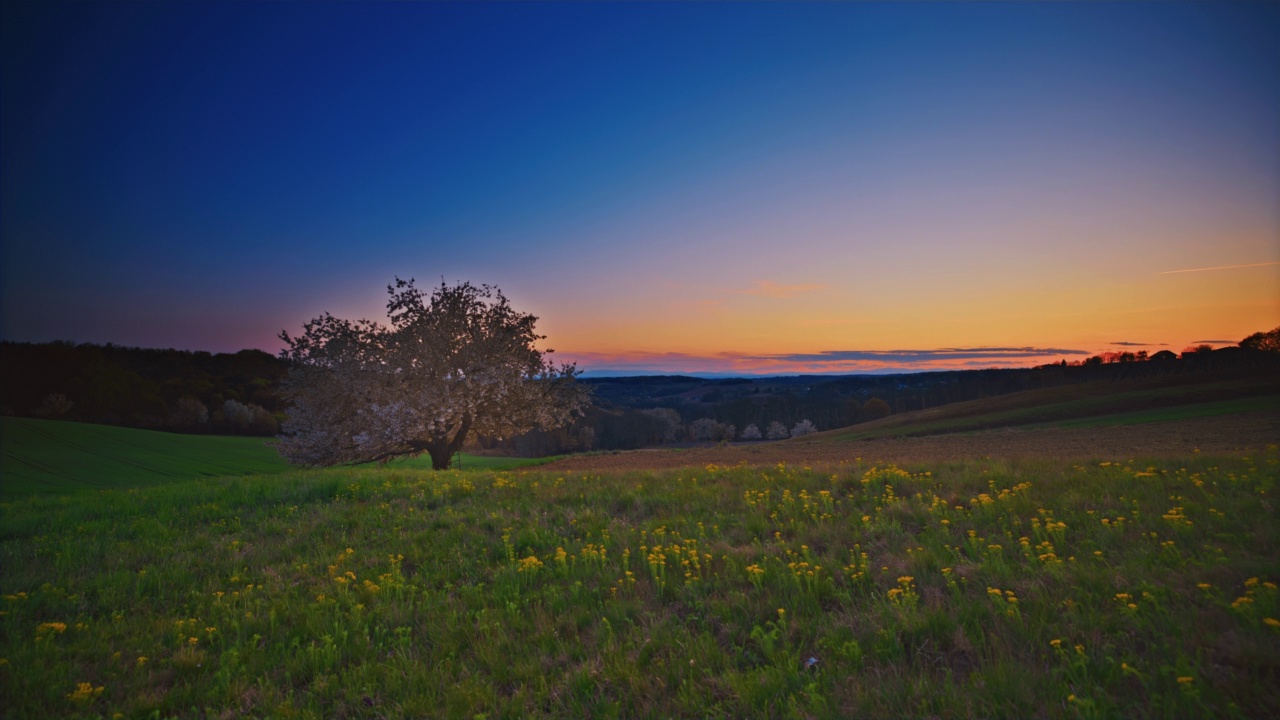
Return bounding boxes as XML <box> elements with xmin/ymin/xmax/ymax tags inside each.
<box><xmin>829</xmin><ymin>374</ymin><xmax>1279</xmax><ymax>441</ymax></box>
<box><xmin>0</xmin><ymin>417</ymin><xmax>549</xmax><ymax>497</ymax></box>
<box><xmin>544</xmin><ymin>374</ymin><xmax>1279</xmax><ymax>472</ymax></box>
<box><xmin>0</xmin><ymin>417</ymin><xmax>287</xmax><ymax>496</ymax></box>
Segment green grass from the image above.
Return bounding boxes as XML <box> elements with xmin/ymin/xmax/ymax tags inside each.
<box><xmin>831</xmin><ymin>375</ymin><xmax>1279</xmax><ymax>441</ymax></box>
<box><xmin>2</xmin><ymin>451</ymin><xmax>1277</xmax><ymax>718</ymax></box>
<box><xmin>372</xmin><ymin>452</ymin><xmax>555</xmax><ymax>473</ymax></box>
<box><xmin>0</xmin><ymin>417</ymin><xmax>549</xmax><ymax>498</ymax></box>
<box><xmin>1034</xmin><ymin>395</ymin><xmax>1280</xmax><ymax>430</ymax></box>
<box><xmin>0</xmin><ymin>417</ymin><xmax>289</xmax><ymax>496</ymax></box>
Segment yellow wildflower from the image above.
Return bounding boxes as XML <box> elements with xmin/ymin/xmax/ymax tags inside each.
<box><xmin>67</xmin><ymin>682</ymin><xmax>104</xmax><ymax>704</ymax></box>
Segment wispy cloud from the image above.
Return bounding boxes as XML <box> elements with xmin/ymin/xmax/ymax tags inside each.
<box><xmin>1158</xmin><ymin>261</ymin><xmax>1280</xmax><ymax>274</ymax></box>
<box><xmin>562</xmin><ymin>346</ymin><xmax>1090</xmax><ymax>376</ymax></box>
<box><xmin>1192</xmin><ymin>339</ymin><xmax>1235</xmax><ymax>344</ymax></box>
<box><xmin>1110</xmin><ymin>341</ymin><xmax>1165</xmax><ymax>347</ymax></box>
<box><xmin>744</xmin><ymin>347</ymin><xmax>1089</xmax><ymax>364</ymax></box>
<box><xmin>727</xmin><ymin>280</ymin><xmax>825</xmax><ymax>299</ymax></box>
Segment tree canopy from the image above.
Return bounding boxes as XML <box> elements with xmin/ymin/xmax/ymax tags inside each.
<box><xmin>1240</xmin><ymin>326</ymin><xmax>1280</xmax><ymax>353</ymax></box>
<box><xmin>276</xmin><ymin>279</ymin><xmax>589</xmax><ymax>469</ymax></box>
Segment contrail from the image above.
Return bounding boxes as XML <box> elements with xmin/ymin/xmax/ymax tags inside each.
<box><xmin>1158</xmin><ymin>261</ymin><xmax>1280</xmax><ymax>274</ymax></box>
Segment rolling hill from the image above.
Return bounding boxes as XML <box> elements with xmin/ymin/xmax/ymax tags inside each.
<box><xmin>0</xmin><ymin>417</ymin><xmax>547</xmax><ymax>497</ymax></box>
<box><xmin>826</xmin><ymin>374</ymin><xmax>1280</xmax><ymax>441</ymax></box>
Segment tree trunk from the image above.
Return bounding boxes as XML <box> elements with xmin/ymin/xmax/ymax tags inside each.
<box><xmin>428</xmin><ymin>446</ymin><xmax>452</xmax><ymax>470</ymax></box>
<box><xmin>427</xmin><ymin>415</ymin><xmax>472</xmax><ymax>471</ymax></box>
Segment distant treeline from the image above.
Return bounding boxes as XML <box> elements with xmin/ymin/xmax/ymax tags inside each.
<box><xmin>0</xmin><ymin>341</ymin><xmax>289</xmax><ymax>435</ymax></box>
<box><xmin>490</xmin><ymin>335</ymin><xmax>1280</xmax><ymax>457</ymax></box>
<box><xmin>3</xmin><ymin>328</ymin><xmax>1277</xmax><ymax>449</ymax></box>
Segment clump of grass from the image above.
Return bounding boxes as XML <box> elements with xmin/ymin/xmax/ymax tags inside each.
<box><xmin>1</xmin><ymin>449</ymin><xmax>1278</xmax><ymax>718</ymax></box>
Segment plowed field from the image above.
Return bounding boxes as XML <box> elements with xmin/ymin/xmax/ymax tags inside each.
<box><xmin>541</xmin><ymin>409</ymin><xmax>1280</xmax><ymax>473</ymax></box>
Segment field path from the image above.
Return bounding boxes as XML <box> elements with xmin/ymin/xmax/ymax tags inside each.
<box><xmin>541</xmin><ymin>410</ymin><xmax>1280</xmax><ymax>473</ymax></box>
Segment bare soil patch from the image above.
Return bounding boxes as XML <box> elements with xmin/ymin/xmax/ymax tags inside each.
<box><xmin>541</xmin><ymin>410</ymin><xmax>1280</xmax><ymax>473</ymax></box>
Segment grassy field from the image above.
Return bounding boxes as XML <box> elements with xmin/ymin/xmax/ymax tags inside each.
<box><xmin>1033</xmin><ymin>396</ymin><xmax>1279</xmax><ymax>430</ymax></box>
<box><xmin>0</xmin><ymin>417</ymin><xmax>550</xmax><ymax>497</ymax></box>
<box><xmin>833</xmin><ymin>374</ymin><xmax>1280</xmax><ymax>441</ymax></box>
<box><xmin>2</xmin><ymin>451</ymin><xmax>1277</xmax><ymax>718</ymax></box>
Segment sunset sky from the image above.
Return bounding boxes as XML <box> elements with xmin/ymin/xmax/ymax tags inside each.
<box><xmin>3</xmin><ymin>2</ymin><xmax>1277</xmax><ymax>375</ymax></box>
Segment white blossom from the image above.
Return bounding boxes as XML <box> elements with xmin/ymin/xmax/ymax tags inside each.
<box><xmin>765</xmin><ymin>421</ymin><xmax>789</xmax><ymax>440</ymax></box>
<box><xmin>790</xmin><ymin>419</ymin><xmax>819</xmax><ymax>437</ymax></box>
<box><xmin>276</xmin><ymin>279</ymin><xmax>588</xmax><ymax>469</ymax></box>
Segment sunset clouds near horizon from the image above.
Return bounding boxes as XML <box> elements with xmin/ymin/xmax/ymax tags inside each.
<box><xmin>2</xmin><ymin>2</ymin><xmax>1277</xmax><ymax>375</ymax></box>
<box><xmin>565</xmin><ymin>347</ymin><xmax>1092</xmax><ymax>377</ymax></box>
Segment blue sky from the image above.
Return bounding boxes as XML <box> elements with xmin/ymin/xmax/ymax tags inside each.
<box><xmin>3</xmin><ymin>2</ymin><xmax>1277</xmax><ymax>373</ymax></box>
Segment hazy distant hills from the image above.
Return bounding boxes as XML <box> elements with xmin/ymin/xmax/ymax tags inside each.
<box><xmin>2</xmin><ymin>340</ymin><xmax>1276</xmax><ymax>457</ymax></box>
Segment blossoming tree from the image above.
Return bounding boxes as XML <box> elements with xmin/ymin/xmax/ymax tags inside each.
<box><xmin>790</xmin><ymin>419</ymin><xmax>819</xmax><ymax>437</ymax></box>
<box><xmin>276</xmin><ymin>278</ymin><xmax>589</xmax><ymax>470</ymax></box>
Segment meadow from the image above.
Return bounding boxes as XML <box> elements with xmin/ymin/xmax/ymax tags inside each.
<box><xmin>2</xmin><ymin>450</ymin><xmax>1277</xmax><ymax>718</ymax></box>
<box><xmin>0</xmin><ymin>417</ymin><xmax>549</xmax><ymax>498</ymax></box>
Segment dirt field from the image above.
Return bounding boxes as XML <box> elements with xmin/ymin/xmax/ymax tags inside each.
<box><xmin>540</xmin><ymin>410</ymin><xmax>1280</xmax><ymax>473</ymax></box>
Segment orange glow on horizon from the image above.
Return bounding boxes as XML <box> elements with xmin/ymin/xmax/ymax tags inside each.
<box><xmin>536</xmin><ymin>257</ymin><xmax>1279</xmax><ymax>374</ymax></box>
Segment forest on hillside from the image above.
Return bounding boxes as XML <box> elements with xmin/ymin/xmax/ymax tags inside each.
<box><xmin>0</xmin><ymin>342</ymin><xmax>287</xmax><ymax>435</ymax></box>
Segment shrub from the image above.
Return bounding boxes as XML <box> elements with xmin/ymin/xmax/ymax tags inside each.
<box><xmin>790</xmin><ymin>419</ymin><xmax>818</xmax><ymax>437</ymax></box>
<box><xmin>863</xmin><ymin>398</ymin><xmax>891</xmax><ymax>420</ymax></box>
<box><xmin>741</xmin><ymin>423</ymin><xmax>762</xmax><ymax>440</ymax></box>
<box><xmin>168</xmin><ymin>394</ymin><xmax>208</xmax><ymax>427</ymax></box>
<box><xmin>640</xmin><ymin>408</ymin><xmax>682</xmax><ymax>443</ymax></box>
<box><xmin>690</xmin><ymin>418</ymin><xmax>736</xmax><ymax>442</ymax></box>
<box><xmin>33</xmin><ymin>393</ymin><xmax>73</xmax><ymax>418</ymax></box>
<box><xmin>765</xmin><ymin>421</ymin><xmax>789</xmax><ymax>440</ymax></box>
<box><xmin>170</xmin><ymin>397</ymin><xmax>209</xmax><ymax>429</ymax></box>
<box><xmin>689</xmin><ymin>418</ymin><xmax>718</xmax><ymax>442</ymax></box>
<box><xmin>249</xmin><ymin>404</ymin><xmax>278</xmax><ymax>435</ymax></box>
<box><xmin>222</xmin><ymin>399</ymin><xmax>253</xmax><ymax>433</ymax></box>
